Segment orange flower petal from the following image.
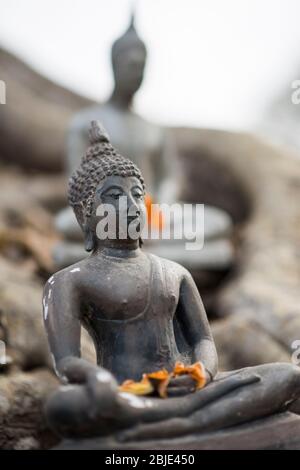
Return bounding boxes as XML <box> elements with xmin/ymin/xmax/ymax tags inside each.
<box><xmin>118</xmin><ymin>362</ymin><xmax>206</xmax><ymax>398</ymax></box>
<box><xmin>146</xmin><ymin>369</ymin><xmax>170</xmax><ymax>380</ymax></box>
<box><xmin>145</xmin><ymin>369</ymin><xmax>171</xmax><ymax>398</ymax></box>
<box><xmin>119</xmin><ymin>377</ymin><xmax>154</xmax><ymax>396</ymax></box>
<box><xmin>145</xmin><ymin>193</ymin><xmax>164</xmax><ymax>230</ymax></box>
<box><xmin>173</xmin><ymin>361</ymin><xmax>206</xmax><ymax>390</ymax></box>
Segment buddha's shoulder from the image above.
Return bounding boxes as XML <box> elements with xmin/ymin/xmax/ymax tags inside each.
<box><xmin>69</xmin><ymin>104</ymin><xmax>109</xmax><ymax>130</ymax></box>
<box><xmin>45</xmin><ymin>259</ymin><xmax>87</xmax><ymax>289</ymax></box>
<box><xmin>148</xmin><ymin>253</ymin><xmax>192</xmax><ymax>281</ymax></box>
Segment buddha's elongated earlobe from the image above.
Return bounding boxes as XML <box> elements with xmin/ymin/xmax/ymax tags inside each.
<box><xmin>84</xmin><ymin>228</ymin><xmax>95</xmax><ymax>252</ymax></box>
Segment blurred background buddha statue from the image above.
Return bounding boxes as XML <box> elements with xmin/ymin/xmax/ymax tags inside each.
<box><xmin>67</xmin><ymin>14</ymin><xmax>168</xmax><ymax>197</ymax></box>
<box><xmin>53</xmin><ymin>13</ymin><xmax>234</xmax><ymax>289</ymax></box>
<box><xmin>55</xmin><ymin>14</ymin><xmax>173</xmax><ymax>245</ymax></box>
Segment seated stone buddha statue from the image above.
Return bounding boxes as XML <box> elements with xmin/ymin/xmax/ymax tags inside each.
<box><xmin>43</xmin><ymin>121</ymin><xmax>300</xmax><ymax>446</ymax></box>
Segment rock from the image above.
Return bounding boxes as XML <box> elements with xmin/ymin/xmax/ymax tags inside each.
<box><xmin>0</xmin><ymin>369</ymin><xmax>58</xmax><ymax>449</ymax></box>
<box><xmin>212</xmin><ymin>317</ymin><xmax>290</xmax><ymax>371</ymax></box>
<box><xmin>0</xmin><ymin>256</ymin><xmax>50</xmax><ymax>369</ymax></box>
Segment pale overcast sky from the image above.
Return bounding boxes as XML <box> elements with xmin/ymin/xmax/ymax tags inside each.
<box><xmin>1</xmin><ymin>0</ymin><xmax>300</xmax><ymax>130</ymax></box>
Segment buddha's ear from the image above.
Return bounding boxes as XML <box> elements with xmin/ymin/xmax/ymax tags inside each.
<box><xmin>84</xmin><ymin>227</ymin><xmax>95</xmax><ymax>252</ymax></box>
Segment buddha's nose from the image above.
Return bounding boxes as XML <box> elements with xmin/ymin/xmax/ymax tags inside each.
<box><xmin>127</xmin><ymin>197</ymin><xmax>140</xmax><ymax>219</ymax></box>
<box><xmin>128</xmin><ymin>206</ymin><xmax>140</xmax><ymax>219</ymax></box>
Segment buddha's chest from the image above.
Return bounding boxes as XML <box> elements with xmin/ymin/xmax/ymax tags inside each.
<box><xmin>83</xmin><ymin>108</ymin><xmax>160</xmax><ymax>160</ymax></box>
<box><xmin>81</xmin><ymin>259</ymin><xmax>153</xmax><ymax>321</ymax></box>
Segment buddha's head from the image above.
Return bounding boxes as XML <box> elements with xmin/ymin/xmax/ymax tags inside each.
<box><xmin>111</xmin><ymin>13</ymin><xmax>147</xmax><ymax>99</ymax></box>
<box><xmin>68</xmin><ymin>121</ymin><xmax>146</xmax><ymax>251</ymax></box>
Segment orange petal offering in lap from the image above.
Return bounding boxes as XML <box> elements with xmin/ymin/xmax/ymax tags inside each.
<box><xmin>118</xmin><ymin>377</ymin><xmax>154</xmax><ymax>396</ymax></box>
<box><xmin>145</xmin><ymin>369</ymin><xmax>171</xmax><ymax>398</ymax></box>
<box><xmin>173</xmin><ymin>361</ymin><xmax>207</xmax><ymax>390</ymax></box>
<box><xmin>119</xmin><ymin>362</ymin><xmax>206</xmax><ymax>397</ymax></box>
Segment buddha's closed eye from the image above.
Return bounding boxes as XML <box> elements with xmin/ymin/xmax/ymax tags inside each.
<box><xmin>103</xmin><ymin>190</ymin><xmax>123</xmax><ymax>200</ymax></box>
<box><xmin>132</xmin><ymin>191</ymin><xmax>143</xmax><ymax>200</ymax></box>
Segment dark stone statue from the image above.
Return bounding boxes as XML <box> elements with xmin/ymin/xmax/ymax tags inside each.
<box><xmin>43</xmin><ymin>121</ymin><xmax>300</xmax><ymax>448</ymax></box>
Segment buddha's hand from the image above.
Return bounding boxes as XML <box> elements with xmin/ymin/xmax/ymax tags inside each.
<box><xmin>57</xmin><ymin>357</ymin><xmax>102</xmax><ymax>384</ymax></box>
<box><xmin>75</xmin><ymin>364</ymin><xmax>120</xmax><ymax>417</ymax></box>
<box><xmin>86</xmin><ymin>366</ymin><xmax>119</xmax><ymax>403</ymax></box>
<box><xmin>57</xmin><ymin>357</ymin><xmax>119</xmax><ymax>409</ymax></box>
<box><xmin>167</xmin><ymin>375</ymin><xmax>196</xmax><ymax>396</ymax></box>
<box><xmin>46</xmin><ymin>360</ymin><xmax>121</xmax><ymax>437</ymax></box>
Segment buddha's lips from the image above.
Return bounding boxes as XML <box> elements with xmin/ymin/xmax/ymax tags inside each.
<box><xmin>126</xmin><ymin>215</ymin><xmax>141</xmax><ymax>227</ymax></box>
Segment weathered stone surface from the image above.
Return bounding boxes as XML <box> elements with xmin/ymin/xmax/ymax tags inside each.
<box><xmin>212</xmin><ymin>317</ymin><xmax>290</xmax><ymax>371</ymax></box>
<box><xmin>56</xmin><ymin>412</ymin><xmax>300</xmax><ymax>450</ymax></box>
<box><xmin>0</xmin><ymin>369</ymin><xmax>58</xmax><ymax>449</ymax></box>
<box><xmin>0</xmin><ymin>256</ymin><xmax>51</xmax><ymax>369</ymax></box>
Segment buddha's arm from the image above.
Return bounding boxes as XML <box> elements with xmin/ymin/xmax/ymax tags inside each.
<box><xmin>43</xmin><ymin>272</ymin><xmax>97</xmax><ymax>382</ymax></box>
<box><xmin>176</xmin><ymin>271</ymin><xmax>218</xmax><ymax>381</ymax></box>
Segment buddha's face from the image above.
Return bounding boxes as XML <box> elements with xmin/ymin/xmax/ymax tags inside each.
<box><xmin>89</xmin><ymin>175</ymin><xmax>146</xmax><ymax>243</ymax></box>
<box><xmin>112</xmin><ymin>44</ymin><xmax>146</xmax><ymax>96</ymax></box>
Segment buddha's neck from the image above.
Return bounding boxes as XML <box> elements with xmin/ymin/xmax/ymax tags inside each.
<box><xmin>93</xmin><ymin>239</ymin><xmax>141</xmax><ymax>259</ymax></box>
<box><xmin>108</xmin><ymin>88</ymin><xmax>133</xmax><ymax>111</ymax></box>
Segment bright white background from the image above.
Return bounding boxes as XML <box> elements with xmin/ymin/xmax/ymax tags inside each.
<box><xmin>1</xmin><ymin>0</ymin><xmax>300</xmax><ymax>130</ymax></box>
